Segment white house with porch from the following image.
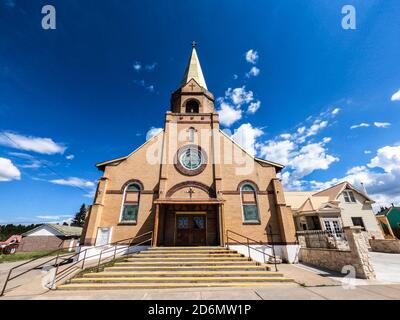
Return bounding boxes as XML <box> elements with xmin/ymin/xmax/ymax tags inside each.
<box><xmin>285</xmin><ymin>182</ymin><xmax>384</xmax><ymax>241</ymax></box>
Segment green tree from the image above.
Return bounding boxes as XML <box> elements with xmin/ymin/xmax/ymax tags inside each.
<box><xmin>71</xmin><ymin>204</ymin><xmax>87</xmax><ymax>227</ymax></box>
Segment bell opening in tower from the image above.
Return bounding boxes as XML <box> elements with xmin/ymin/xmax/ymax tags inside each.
<box><xmin>185</xmin><ymin>99</ymin><xmax>200</xmax><ymax>113</ymax></box>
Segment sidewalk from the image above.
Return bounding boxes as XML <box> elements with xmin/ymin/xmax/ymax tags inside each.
<box><xmin>2</xmin><ymin>283</ymin><xmax>400</xmax><ymax>300</ymax></box>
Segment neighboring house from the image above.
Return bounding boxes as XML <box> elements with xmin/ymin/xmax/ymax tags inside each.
<box><xmin>18</xmin><ymin>224</ymin><xmax>82</xmax><ymax>252</ymax></box>
<box><xmin>376</xmin><ymin>206</ymin><xmax>400</xmax><ymax>239</ymax></box>
<box><xmin>0</xmin><ymin>235</ymin><xmax>22</xmax><ymax>254</ymax></box>
<box><xmin>285</xmin><ymin>182</ymin><xmax>384</xmax><ymax>241</ymax></box>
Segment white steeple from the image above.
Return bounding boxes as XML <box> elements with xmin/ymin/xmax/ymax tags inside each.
<box><xmin>180</xmin><ymin>41</ymin><xmax>208</xmax><ymax>90</ymax></box>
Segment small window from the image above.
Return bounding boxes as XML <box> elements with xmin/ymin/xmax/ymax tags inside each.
<box><xmin>188</xmin><ymin>127</ymin><xmax>195</xmax><ymax>142</ymax></box>
<box><xmin>240</xmin><ymin>183</ymin><xmax>259</xmax><ymax>223</ymax></box>
<box><xmin>186</xmin><ymin>100</ymin><xmax>199</xmax><ymax>113</ymax></box>
<box><xmin>121</xmin><ymin>183</ymin><xmax>141</xmax><ymax>223</ymax></box>
<box><xmin>343</xmin><ymin>190</ymin><xmax>356</xmax><ymax>203</ymax></box>
<box><xmin>352</xmin><ymin>217</ymin><xmax>366</xmax><ymax>230</ymax></box>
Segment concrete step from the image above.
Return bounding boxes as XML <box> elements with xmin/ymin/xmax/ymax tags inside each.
<box><xmin>114</xmin><ymin>261</ymin><xmax>257</xmax><ymax>267</ymax></box>
<box><xmin>58</xmin><ymin>282</ymin><xmax>295</xmax><ymax>290</ymax></box>
<box><xmin>124</xmin><ymin>257</ymin><xmax>250</xmax><ymax>262</ymax></box>
<box><xmin>69</xmin><ymin>276</ymin><xmax>292</xmax><ymax>284</ymax></box>
<box><xmin>104</xmin><ymin>265</ymin><xmax>269</xmax><ymax>272</ymax></box>
<box><xmin>140</xmin><ymin>250</ymin><xmax>237</xmax><ymax>254</ymax></box>
<box><xmin>133</xmin><ymin>253</ymin><xmax>243</xmax><ymax>258</ymax></box>
<box><xmin>148</xmin><ymin>246</ymin><xmax>224</xmax><ymax>250</ymax></box>
<box><xmin>83</xmin><ymin>271</ymin><xmax>284</xmax><ymax>278</ymax></box>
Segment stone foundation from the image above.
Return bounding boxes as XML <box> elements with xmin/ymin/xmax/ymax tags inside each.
<box><xmin>370</xmin><ymin>239</ymin><xmax>400</xmax><ymax>253</ymax></box>
<box><xmin>299</xmin><ymin>227</ymin><xmax>375</xmax><ymax>279</ymax></box>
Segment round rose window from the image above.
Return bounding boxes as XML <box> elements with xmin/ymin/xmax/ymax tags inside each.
<box><xmin>180</xmin><ymin>147</ymin><xmax>202</xmax><ymax>170</ymax></box>
<box><xmin>174</xmin><ymin>145</ymin><xmax>207</xmax><ymax>176</ymax></box>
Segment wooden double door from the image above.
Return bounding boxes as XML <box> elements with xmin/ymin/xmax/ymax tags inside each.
<box><xmin>175</xmin><ymin>213</ymin><xmax>206</xmax><ymax>246</ymax></box>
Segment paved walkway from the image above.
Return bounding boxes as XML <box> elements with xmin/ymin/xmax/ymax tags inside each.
<box><xmin>2</xmin><ymin>257</ymin><xmax>400</xmax><ymax>300</ymax></box>
<box><xmin>2</xmin><ymin>283</ymin><xmax>400</xmax><ymax>300</ymax></box>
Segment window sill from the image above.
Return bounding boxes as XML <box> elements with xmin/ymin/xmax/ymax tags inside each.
<box><xmin>118</xmin><ymin>222</ymin><xmax>137</xmax><ymax>226</ymax></box>
<box><xmin>243</xmin><ymin>221</ymin><xmax>261</xmax><ymax>225</ymax></box>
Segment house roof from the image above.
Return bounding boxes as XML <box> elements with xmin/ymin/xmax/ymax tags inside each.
<box><xmin>376</xmin><ymin>206</ymin><xmax>400</xmax><ymax>217</ymax></box>
<box><xmin>22</xmin><ymin>224</ymin><xmax>82</xmax><ymax>237</ymax></box>
<box><xmin>313</xmin><ymin>181</ymin><xmax>373</xmax><ymax>202</ymax></box>
<box><xmin>284</xmin><ymin>191</ymin><xmax>332</xmax><ymax>212</ymax></box>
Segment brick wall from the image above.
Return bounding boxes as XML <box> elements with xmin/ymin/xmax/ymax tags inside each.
<box><xmin>17</xmin><ymin>236</ymin><xmax>75</xmax><ymax>252</ymax></box>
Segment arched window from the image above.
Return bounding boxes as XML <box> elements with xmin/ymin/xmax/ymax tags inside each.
<box><xmin>240</xmin><ymin>183</ymin><xmax>259</xmax><ymax>223</ymax></box>
<box><xmin>120</xmin><ymin>183</ymin><xmax>141</xmax><ymax>223</ymax></box>
<box><xmin>188</xmin><ymin>127</ymin><xmax>195</xmax><ymax>142</ymax></box>
<box><xmin>185</xmin><ymin>100</ymin><xmax>199</xmax><ymax>113</ymax></box>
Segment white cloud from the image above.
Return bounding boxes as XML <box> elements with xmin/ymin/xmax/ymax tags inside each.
<box><xmin>225</xmin><ymin>86</ymin><xmax>254</xmax><ymax>106</ymax></box>
<box><xmin>49</xmin><ymin>177</ymin><xmax>95</xmax><ymax>188</ymax></box>
<box><xmin>8</xmin><ymin>152</ymin><xmax>45</xmax><ymax>169</ymax></box>
<box><xmin>247</xmin><ymin>101</ymin><xmax>261</xmax><ymax>114</ymax></box>
<box><xmin>364</xmin><ymin>150</ymin><xmax>372</xmax><ymax>154</ymax></box>
<box><xmin>133</xmin><ymin>61</ymin><xmax>141</xmax><ymax>71</ymax></box>
<box><xmin>331</xmin><ymin>108</ymin><xmax>341</xmax><ymax>115</ymax></box>
<box><xmin>0</xmin><ymin>132</ymin><xmax>66</xmax><ymax>154</ymax></box>
<box><xmin>246</xmin><ymin>66</ymin><xmax>260</xmax><ymax>78</ymax></box>
<box><xmin>218</xmin><ymin>102</ymin><xmax>242</xmax><ymax>127</ymax></box>
<box><xmin>36</xmin><ymin>215</ymin><xmax>72</xmax><ymax>220</ymax></box>
<box><xmin>245</xmin><ymin>49</ymin><xmax>259</xmax><ymax>64</ymax></box>
<box><xmin>289</xmin><ymin>142</ymin><xmax>339</xmax><ymax>178</ymax></box>
<box><xmin>280</xmin><ymin>133</ymin><xmax>292</xmax><ymax>140</ymax></box>
<box><xmin>0</xmin><ymin>157</ymin><xmax>21</xmax><ymax>182</ymax></box>
<box><xmin>258</xmin><ymin>109</ymin><xmax>338</xmax><ymax>185</ymax></box>
<box><xmin>233</xmin><ymin>74</ymin><xmax>238</xmax><ymax>80</ymax></box>
<box><xmin>66</xmin><ymin>154</ymin><xmax>74</xmax><ymax>160</ymax></box>
<box><xmin>350</xmin><ymin>122</ymin><xmax>391</xmax><ymax>129</ymax></box>
<box><xmin>350</xmin><ymin>123</ymin><xmax>370</xmax><ymax>129</ymax></box>
<box><xmin>259</xmin><ymin>140</ymin><xmax>295</xmax><ymax>166</ymax></box>
<box><xmin>391</xmin><ymin>89</ymin><xmax>400</xmax><ymax>101</ymax></box>
<box><xmin>311</xmin><ymin>145</ymin><xmax>400</xmax><ymax>208</ymax></box>
<box><xmin>368</xmin><ymin>146</ymin><xmax>400</xmax><ymax>173</ymax></box>
<box><xmin>146</xmin><ymin>127</ymin><xmax>163</xmax><ymax>140</ymax></box>
<box><xmin>231</xmin><ymin>123</ymin><xmax>263</xmax><ymax>156</ymax></box>
<box><xmin>373</xmin><ymin>122</ymin><xmax>391</xmax><ymax>128</ymax></box>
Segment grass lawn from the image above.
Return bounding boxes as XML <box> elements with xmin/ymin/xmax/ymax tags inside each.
<box><xmin>0</xmin><ymin>249</ymin><xmax>72</xmax><ymax>264</ymax></box>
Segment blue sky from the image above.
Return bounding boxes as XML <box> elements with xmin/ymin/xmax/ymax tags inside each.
<box><xmin>0</xmin><ymin>0</ymin><xmax>399</xmax><ymax>224</ymax></box>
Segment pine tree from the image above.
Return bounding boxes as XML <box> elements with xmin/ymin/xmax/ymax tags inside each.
<box><xmin>71</xmin><ymin>204</ymin><xmax>87</xmax><ymax>227</ymax></box>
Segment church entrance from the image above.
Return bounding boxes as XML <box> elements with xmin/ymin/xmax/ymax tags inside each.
<box><xmin>175</xmin><ymin>212</ymin><xmax>206</xmax><ymax>246</ymax></box>
<box><xmin>154</xmin><ymin>203</ymin><xmax>221</xmax><ymax>246</ymax></box>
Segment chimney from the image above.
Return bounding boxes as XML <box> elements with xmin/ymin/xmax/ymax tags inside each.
<box><xmin>360</xmin><ymin>182</ymin><xmax>368</xmax><ymax>195</ymax></box>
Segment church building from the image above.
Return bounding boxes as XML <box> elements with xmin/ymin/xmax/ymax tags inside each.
<box><xmin>81</xmin><ymin>44</ymin><xmax>298</xmax><ymax>262</ymax></box>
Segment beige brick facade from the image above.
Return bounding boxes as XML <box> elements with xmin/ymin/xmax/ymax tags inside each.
<box><xmin>81</xmin><ymin>45</ymin><xmax>297</xmax><ymax>251</ymax></box>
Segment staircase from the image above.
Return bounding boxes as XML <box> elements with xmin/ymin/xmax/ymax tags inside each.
<box><xmin>58</xmin><ymin>246</ymin><xmax>293</xmax><ymax>290</ymax></box>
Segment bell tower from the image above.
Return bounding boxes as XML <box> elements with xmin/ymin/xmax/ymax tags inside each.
<box><xmin>170</xmin><ymin>41</ymin><xmax>215</xmax><ymax>114</ymax></box>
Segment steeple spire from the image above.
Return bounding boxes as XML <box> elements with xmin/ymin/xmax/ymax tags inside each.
<box><xmin>181</xmin><ymin>41</ymin><xmax>208</xmax><ymax>90</ymax></box>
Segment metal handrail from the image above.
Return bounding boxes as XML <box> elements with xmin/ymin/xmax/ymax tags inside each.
<box><xmin>0</xmin><ymin>247</ymin><xmax>77</xmax><ymax>296</ymax></box>
<box><xmin>52</xmin><ymin>231</ymin><xmax>153</xmax><ymax>287</ymax></box>
<box><xmin>225</xmin><ymin>228</ymin><xmax>278</xmax><ymax>272</ymax></box>
<box><xmin>0</xmin><ymin>231</ymin><xmax>153</xmax><ymax>296</ymax></box>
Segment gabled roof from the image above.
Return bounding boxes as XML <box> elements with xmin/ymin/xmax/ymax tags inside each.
<box><xmin>22</xmin><ymin>224</ymin><xmax>82</xmax><ymax>237</ymax></box>
<box><xmin>377</xmin><ymin>206</ymin><xmax>400</xmax><ymax>217</ymax></box>
<box><xmin>313</xmin><ymin>181</ymin><xmax>373</xmax><ymax>202</ymax></box>
<box><xmin>181</xmin><ymin>44</ymin><xmax>208</xmax><ymax>90</ymax></box>
<box><xmin>219</xmin><ymin>129</ymin><xmax>284</xmax><ymax>172</ymax></box>
<box><xmin>96</xmin><ymin>130</ymin><xmax>164</xmax><ymax>171</ymax></box>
